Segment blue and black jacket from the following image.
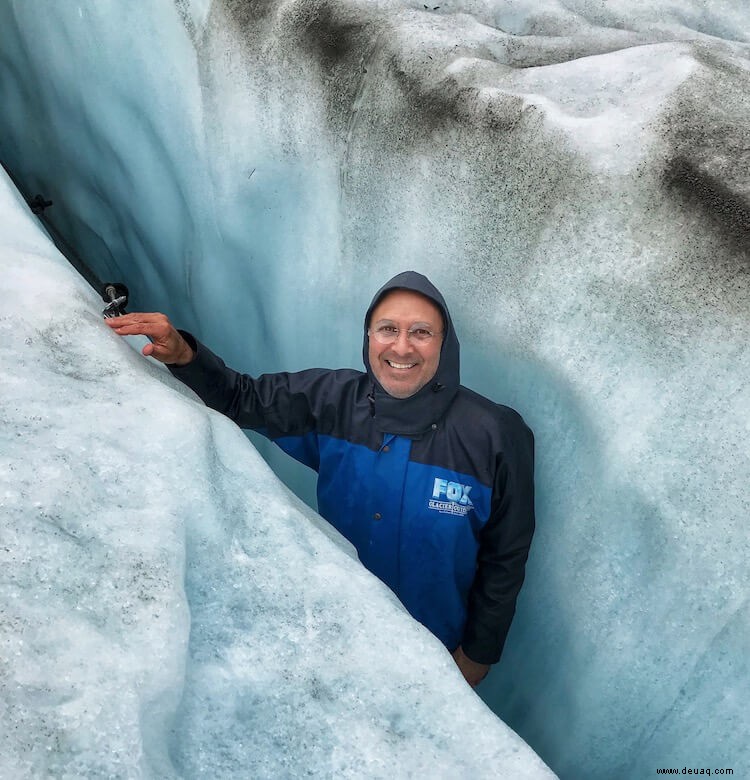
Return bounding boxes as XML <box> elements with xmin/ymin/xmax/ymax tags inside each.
<box><xmin>169</xmin><ymin>271</ymin><xmax>535</xmax><ymax>664</ymax></box>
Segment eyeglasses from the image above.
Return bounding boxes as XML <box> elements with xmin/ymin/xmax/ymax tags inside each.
<box><xmin>369</xmin><ymin>323</ymin><xmax>443</xmax><ymax>345</ymax></box>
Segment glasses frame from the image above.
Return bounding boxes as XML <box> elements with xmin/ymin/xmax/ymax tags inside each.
<box><xmin>369</xmin><ymin>321</ymin><xmax>443</xmax><ymax>345</ymax></box>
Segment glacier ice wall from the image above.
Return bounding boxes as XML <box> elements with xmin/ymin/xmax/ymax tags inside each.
<box><xmin>0</xmin><ymin>169</ymin><xmax>553</xmax><ymax>777</ymax></box>
<box><xmin>0</xmin><ymin>0</ymin><xmax>748</xmax><ymax>777</ymax></box>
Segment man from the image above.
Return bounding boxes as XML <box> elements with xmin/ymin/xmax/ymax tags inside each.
<box><xmin>106</xmin><ymin>271</ymin><xmax>535</xmax><ymax>686</ymax></box>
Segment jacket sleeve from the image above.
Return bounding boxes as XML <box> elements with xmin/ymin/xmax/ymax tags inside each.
<box><xmin>461</xmin><ymin>415</ymin><xmax>536</xmax><ymax>665</ymax></box>
<box><xmin>166</xmin><ymin>332</ymin><xmax>336</xmax><ymax>469</ymax></box>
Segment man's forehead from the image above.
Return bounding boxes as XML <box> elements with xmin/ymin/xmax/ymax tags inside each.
<box><xmin>370</xmin><ymin>288</ymin><xmax>444</xmax><ymax>325</ymax></box>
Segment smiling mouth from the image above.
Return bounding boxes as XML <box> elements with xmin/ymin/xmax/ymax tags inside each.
<box><xmin>385</xmin><ymin>359</ymin><xmax>417</xmax><ymax>370</ymax></box>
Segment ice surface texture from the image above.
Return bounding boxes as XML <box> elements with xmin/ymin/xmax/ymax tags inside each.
<box><xmin>0</xmin><ymin>0</ymin><xmax>748</xmax><ymax>777</ymax></box>
<box><xmin>0</xmin><ymin>171</ymin><xmax>553</xmax><ymax>777</ymax></box>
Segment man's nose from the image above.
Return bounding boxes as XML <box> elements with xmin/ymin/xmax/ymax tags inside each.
<box><xmin>391</xmin><ymin>330</ymin><xmax>413</xmax><ymax>352</ymax></box>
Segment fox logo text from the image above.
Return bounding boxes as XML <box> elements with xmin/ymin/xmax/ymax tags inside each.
<box><xmin>428</xmin><ymin>478</ymin><xmax>473</xmax><ymax>516</ymax></box>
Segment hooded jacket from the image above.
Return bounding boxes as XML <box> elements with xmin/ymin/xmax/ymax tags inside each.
<box><xmin>169</xmin><ymin>271</ymin><xmax>535</xmax><ymax>664</ymax></box>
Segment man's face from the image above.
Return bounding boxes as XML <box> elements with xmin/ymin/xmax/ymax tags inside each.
<box><xmin>368</xmin><ymin>290</ymin><xmax>444</xmax><ymax>399</ymax></box>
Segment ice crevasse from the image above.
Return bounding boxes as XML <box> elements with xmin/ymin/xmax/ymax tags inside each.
<box><xmin>0</xmin><ymin>170</ymin><xmax>554</xmax><ymax>777</ymax></box>
<box><xmin>0</xmin><ymin>0</ymin><xmax>749</xmax><ymax>778</ymax></box>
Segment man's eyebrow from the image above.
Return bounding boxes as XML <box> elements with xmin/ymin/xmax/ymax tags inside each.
<box><xmin>370</xmin><ymin>319</ymin><xmax>440</xmax><ymax>331</ymax></box>
<box><xmin>408</xmin><ymin>321</ymin><xmax>437</xmax><ymax>329</ymax></box>
<box><xmin>372</xmin><ymin>318</ymin><xmax>437</xmax><ymax>328</ymax></box>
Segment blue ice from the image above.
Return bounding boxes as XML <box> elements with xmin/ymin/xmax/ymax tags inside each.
<box><xmin>0</xmin><ymin>0</ymin><xmax>748</xmax><ymax>777</ymax></box>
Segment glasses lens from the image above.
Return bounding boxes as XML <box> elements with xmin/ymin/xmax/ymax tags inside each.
<box><xmin>408</xmin><ymin>327</ymin><xmax>433</xmax><ymax>343</ymax></box>
<box><xmin>373</xmin><ymin>325</ymin><xmax>398</xmax><ymax>344</ymax></box>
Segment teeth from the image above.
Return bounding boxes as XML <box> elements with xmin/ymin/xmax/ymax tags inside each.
<box><xmin>386</xmin><ymin>360</ymin><xmax>416</xmax><ymax>369</ymax></box>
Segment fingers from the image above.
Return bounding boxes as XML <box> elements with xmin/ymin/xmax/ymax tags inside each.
<box><xmin>105</xmin><ymin>312</ymin><xmax>174</xmax><ymax>340</ymax></box>
<box><xmin>105</xmin><ymin>313</ymin><xmax>167</xmax><ymax>326</ymax></box>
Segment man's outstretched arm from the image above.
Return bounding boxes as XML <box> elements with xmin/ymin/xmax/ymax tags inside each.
<box><xmin>105</xmin><ymin>311</ymin><xmax>346</xmax><ymax>468</ymax></box>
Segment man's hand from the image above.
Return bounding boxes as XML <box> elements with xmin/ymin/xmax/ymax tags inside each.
<box><xmin>452</xmin><ymin>646</ymin><xmax>490</xmax><ymax>688</ymax></box>
<box><xmin>105</xmin><ymin>313</ymin><xmax>195</xmax><ymax>366</ymax></box>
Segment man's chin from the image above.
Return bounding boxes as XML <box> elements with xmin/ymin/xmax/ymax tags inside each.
<box><xmin>380</xmin><ymin>379</ymin><xmax>419</xmax><ymax>399</ymax></box>
<box><xmin>386</xmin><ymin>389</ymin><xmax>414</xmax><ymax>399</ymax></box>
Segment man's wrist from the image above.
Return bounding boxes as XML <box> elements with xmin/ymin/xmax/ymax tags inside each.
<box><xmin>169</xmin><ymin>329</ymin><xmax>198</xmax><ymax>366</ymax></box>
<box><xmin>171</xmin><ymin>340</ymin><xmax>195</xmax><ymax>366</ymax></box>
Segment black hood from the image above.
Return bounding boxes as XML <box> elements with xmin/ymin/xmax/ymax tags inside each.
<box><xmin>362</xmin><ymin>271</ymin><xmax>460</xmax><ymax>436</ymax></box>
